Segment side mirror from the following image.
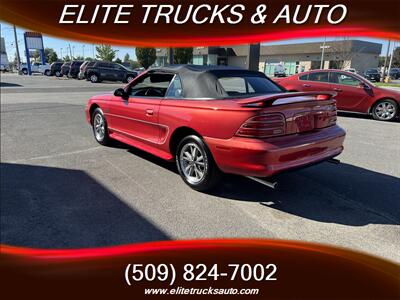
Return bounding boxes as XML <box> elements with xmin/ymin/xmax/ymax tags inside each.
<box><xmin>114</xmin><ymin>88</ymin><xmax>128</xmax><ymax>100</ymax></box>
<box><xmin>358</xmin><ymin>82</ymin><xmax>370</xmax><ymax>89</ymax></box>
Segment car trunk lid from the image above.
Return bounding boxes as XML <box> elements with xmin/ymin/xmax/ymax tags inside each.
<box><xmin>236</xmin><ymin>92</ymin><xmax>337</xmax><ymax>136</ymax></box>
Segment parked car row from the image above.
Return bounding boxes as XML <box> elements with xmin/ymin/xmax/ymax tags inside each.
<box><xmin>274</xmin><ymin>69</ymin><xmax>400</xmax><ymax>121</ymax></box>
<box><xmin>47</xmin><ymin>60</ymin><xmax>139</xmax><ymax>83</ymax></box>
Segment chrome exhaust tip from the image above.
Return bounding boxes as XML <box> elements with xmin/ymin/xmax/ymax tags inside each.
<box><xmin>246</xmin><ymin>176</ymin><xmax>278</xmax><ymax>190</ymax></box>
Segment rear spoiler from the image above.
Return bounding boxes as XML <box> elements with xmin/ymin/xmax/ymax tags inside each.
<box><xmin>237</xmin><ymin>91</ymin><xmax>337</xmax><ymax>107</ymax></box>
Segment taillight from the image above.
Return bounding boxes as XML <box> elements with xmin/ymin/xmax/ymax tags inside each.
<box><xmin>315</xmin><ymin>103</ymin><xmax>337</xmax><ymax>127</ymax></box>
<box><xmin>236</xmin><ymin>113</ymin><xmax>286</xmax><ymax>138</ymax></box>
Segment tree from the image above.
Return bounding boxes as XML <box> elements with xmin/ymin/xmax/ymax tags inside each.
<box><xmin>115</xmin><ymin>58</ymin><xmax>122</xmax><ymax>64</ymax></box>
<box><xmin>130</xmin><ymin>61</ymin><xmax>141</xmax><ymax>69</ymax></box>
<box><xmin>31</xmin><ymin>50</ymin><xmax>41</xmax><ymax>63</ymax></box>
<box><xmin>378</xmin><ymin>56</ymin><xmax>386</xmax><ymax>67</ymax></box>
<box><xmin>174</xmin><ymin>48</ymin><xmax>193</xmax><ymax>64</ymax></box>
<box><xmin>123</xmin><ymin>53</ymin><xmax>130</xmax><ymax>62</ymax></box>
<box><xmin>392</xmin><ymin>47</ymin><xmax>400</xmax><ymax>68</ymax></box>
<box><xmin>95</xmin><ymin>44</ymin><xmax>118</xmax><ymax>61</ymax></box>
<box><xmin>63</xmin><ymin>55</ymin><xmax>71</xmax><ymax>62</ymax></box>
<box><xmin>328</xmin><ymin>38</ymin><xmax>365</xmax><ymax>70</ymax></box>
<box><xmin>135</xmin><ymin>47</ymin><xmax>156</xmax><ymax>69</ymax></box>
<box><xmin>85</xmin><ymin>57</ymin><xmax>94</xmax><ymax>61</ymax></box>
<box><xmin>74</xmin><ymin>55</ymin><xmax>84</xmax><ymax>60</ymax></box>
<box><xmin>44</xmin><ymin>48</ymin><xmax>58</xmax><ymax>63</ymax></box>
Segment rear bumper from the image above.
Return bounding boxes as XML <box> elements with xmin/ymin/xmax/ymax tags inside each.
<box><xmin>204</xmin><ymin>125</ymin><xmax>345</xmax><ymax>177</ymax></box>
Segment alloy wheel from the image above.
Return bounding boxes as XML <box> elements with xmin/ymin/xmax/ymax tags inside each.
<box><xmin>93</xmin><ymin>113</ymin><xmax>105</xmax><ymax>141</ymax></box>
<box><xmin>179</xmin><ymin>142</ymin><xmax>207</xmax><ymax>184</ymax></box>
<box><xmin>374</xmin><ymin>101</ymin><xmax>396</xmax><ymax>120</ymax></box>
<box><xmin>90</xmin><ymin>74</ymin><xmax>98</xmax><ymax>83</ymax></box>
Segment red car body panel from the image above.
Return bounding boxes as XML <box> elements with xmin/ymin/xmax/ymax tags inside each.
<box><xmin>274</xmin><ymin>70</ymin><xmax>400</xmax><ymax>115</ymax></box>
<box><xmin>86</xmin><ymin>69</ymin><xmax>345</xmax><ymax>178</ymax></box>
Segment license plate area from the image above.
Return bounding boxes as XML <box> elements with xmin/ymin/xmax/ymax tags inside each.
<box><xmin>294</xmin><ymin>113</ymin><xmax>315</xmax><ymax>133</ymax></box>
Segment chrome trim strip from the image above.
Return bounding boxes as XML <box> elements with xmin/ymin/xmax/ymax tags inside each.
<box><xmin>109</xmin><ymin>126</ymin><xmax>169</xmax><ymax>145</ymax></box>
<box><xmin>105</xmin><ymin>113</ymin><xmax>169</xmax><ymax>145</ymax></box>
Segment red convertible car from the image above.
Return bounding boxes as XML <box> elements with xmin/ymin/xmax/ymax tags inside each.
<box><xmin>86</xmin><ymin>65</ymin><xmax>345</xmax><ymax>191</ymax></box>
<box><xmin>274</xmin><ymin>69</ymin><xmax>400</xmax><ymax>121</ymax></box>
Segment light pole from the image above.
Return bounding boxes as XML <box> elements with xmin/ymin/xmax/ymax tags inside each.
<box><xmin>60</xmin><ymin>48</ymin><xmax>63</xmax><ymax>60</ymax></box>
<box><xmin>92</xmin><ymin>44</ymin><xmax>95</xmax><ymax>59</ymax></box>
<box><xmin>68</xmin><ymin>43</ymin><xmax>72</xmax><ymax>59</ymax></box>
<box><xmin>13</xmin><ymin>25</ymin><xmax>21</xmax><ymax>70</ymax></box>
<box><xmin>386</xmin><ymin>42</ymin><xmax>395</xmax><ymax>83</ymax></box>
<box><xmin>72</xmin><ymin>46</ymin><xmax>75</xmax><ymax>59</ymax></box>
<box><xmin>382</xmin><ymin>40</ymin><xmax>391</xmax><ymax>81</ymax></box>
<box><xmin>320</xmin><ymin>37</ymin><xmax>330</xmax><ymax>69</ymax></box>
<box><xmin>82</xmin><ymin>45</ymin><xmax>85</xmax><ymax>58</ymax></box>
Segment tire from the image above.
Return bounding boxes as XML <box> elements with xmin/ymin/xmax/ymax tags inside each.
<box><xmin>176</xmin><ymin>135</ymin><xmax>222</xmax><ymax>191</ymax></box>
<box><xmin>55</xmin><ymin>71</ymin><xmax>61</xmax><ymax>77</ymax></box>
<box><xmin>126</xmin><ymin>75</ymin><xmax>135</xmax><ymax>83</ymax></box>
<box><xmin>89</xmin><ymin>73</ymin><xmax>100</xmax><ymax>83</ymax></box>
<box><xmin>371</xmin><ymin>99</ymin><xmax>398</xmax><ymax>121</ymax></box>
<box><xmin>22</xmin><ymin>68</ymin><xmax>28</xmax><ymax>75</ymax></box>
<box><xmin>44</xmin><ymin>70</ymin><xmax>51</xmax><ymax>76</ymax></box>
<box><xmin>92</xmin><ymin>108</ymin><xmax>111</xmax><ymax>145</ymax></box>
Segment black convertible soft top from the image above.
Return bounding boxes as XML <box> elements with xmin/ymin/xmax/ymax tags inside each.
<box><xmin>148</xmin><ymin>65</ymin><xmax>269</xmax><ymax>99</ymax></box>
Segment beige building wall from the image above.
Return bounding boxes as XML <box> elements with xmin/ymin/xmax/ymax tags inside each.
<box><xmin>227</xmin><ymin>56</ymin><xmax>247</xmax><ymax>68</ymax></box>
<box><xmin>350</xmin><ymin>53</ymin><xmax>380</xmax><ymax>74</ymax></box>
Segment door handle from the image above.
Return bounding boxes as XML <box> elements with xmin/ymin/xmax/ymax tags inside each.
<box><xmin>333</xmin><ymin>88</ymin><xmax>342</xmax><ymax>92</ymax></box>
<box><xmin>303</xmin><ymin>84</ymin><xmax>311</xmax><ymax>87</ymax></box>
<box><xmin>146</xmin><ymin>109</ymin><xmax>154</xmax><ymax>116</ymax></box>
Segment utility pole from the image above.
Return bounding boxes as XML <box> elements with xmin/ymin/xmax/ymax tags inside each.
<box><xmin>382</xmin><ymin>40</ymin><xmax>391</xmax><ymax>82</ymax></box>
<box><xmin>68</xmin><ymin>43</ymin><xmax>72</xmax><ymax>59</ymax></box>
<box><xmin>320</xmin><ymin>37</ymin><xmax>330</xmax><ymax>69</ymax></box>
<box><xmin>13</xmin><ymin>25</ymin><xmax>21</xmax><ymax>70</ymax></box>
<box><xmin>247</xmin><ymin>43</ymin><xmax>261</xmax><ymax>71</ymax></box>
<box><xmin>60</xmin><ymin>48</ymin><xmax>63</xmax><ymax>60</ymax></box>
<box><xmin>82</xmin><ymin>45</ymin><xmax>85</xmax><ymax>58</ymax></box>
<box><xmin>168</xmin><ymin>48</ymin><xmax>174</xmax><ymax>64</ymax></box>
<box><xmin>386</xmin><ymin>42</ymin><xmax>395</xmax><ymax>83</ymax></box>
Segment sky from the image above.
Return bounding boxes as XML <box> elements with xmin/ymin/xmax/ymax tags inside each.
<box><xmin>1</xmin><ymin>21</ymin><xmax>396</xmax><ymax>63</ymax></box>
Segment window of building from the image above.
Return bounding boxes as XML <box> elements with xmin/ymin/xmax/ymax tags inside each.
<box><xmin>193</xmin><ymin>55</ymin><xmax>204</xmax><ymax>65</ymax></box>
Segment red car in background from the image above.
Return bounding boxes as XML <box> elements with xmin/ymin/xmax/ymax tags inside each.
<box><xmin>86</xmin><ymin>65</ymin><xmax>345</xmax><ymax>191</ymax></box>
<box><xmin>274</xmin><ymin>69</ymin><xmax>400</xmax><ymax>121</ymax></box>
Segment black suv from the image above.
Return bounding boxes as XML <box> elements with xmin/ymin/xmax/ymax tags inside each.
<box><xmin>50</xmin><ymin>62</ymin><xmax>63</xmax><ymax>77</ymax></box>
<box><xmin>61</xmin><ymin>62</ymin><xmax>71</xmax><ymax>77</ymax></box>
<box><xmin>389</xmin><ymin>68</ymin><xmax>400</xmax><ymax>79</ymax></box>
<box><xmin>68</xmin><ymin>60</ymin><xmax>84</xmax><ymax>78</ymax></box>
<box><xmin>84</xmin><ymin>61</ymin><xmax>138</xmax><ymax>83</ymax></box>
<box><xmin>363</xmin><ymin>68</ymin><xmax>381</xmax><ymax>82</ymax></box>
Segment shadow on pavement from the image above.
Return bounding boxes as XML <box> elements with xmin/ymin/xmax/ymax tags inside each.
<box><xmin>121</xmin><ymin>144</ymin><xmax>400</xmax><ymax>227</ymax></box>
<box><xmin>211</xmin><ymin>163</ymin><xmax>400</xmax><ymax>226</ymax></box>
<box><xmin>0</xmin><ymin>82</ymin><xmax>22</xmax><ymax>87</ymax></box>
<box><xmin>0</xmin><ymin>163</ymin><xmax>169</xmax><ymax>248</ymax></box>
<box><xmin>338</xmin><ymin>111</ymin><xmax>400</xmax><ymax>122</ymax></box>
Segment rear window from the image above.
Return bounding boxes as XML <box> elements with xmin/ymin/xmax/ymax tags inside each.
<box><xmin>299</xmin><ymin>74</ymin><xmax>308</xmax><ymax>80</ymax></box>
<box><xmin>71</xmin><ymin>61</ymin><xmax>83</xmax><ymax>66</ymax></box>
<box><xmin>366</xmin><ymin>69</ymin><xmax>378</xmax><ymax>73</ymax></box>
<box><xmin>217</xmin><ymin>75</ymin><xmax>282</xmax><ymax>97</ymax></box>
<box><xmin>97</xmin><ymin>63</ymin><xmax>110</xmax><ymax>68</ymax></box>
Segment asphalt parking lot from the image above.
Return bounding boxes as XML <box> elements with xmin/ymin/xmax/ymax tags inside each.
<box><xmin>1</xmin><ymin>73</ymin><xmax>399</xmax><ymax>262</ymax></box>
